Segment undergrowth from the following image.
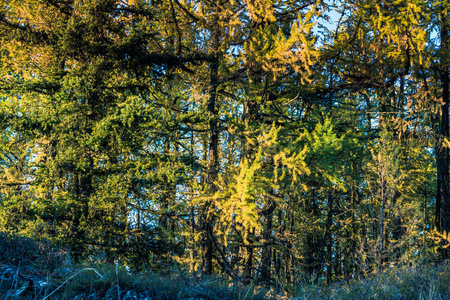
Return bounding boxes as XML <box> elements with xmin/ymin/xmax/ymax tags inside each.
<box><xmin>0</xmin><ymin>231</ymin><xmax>66</xmax><ymax>272</ymax></box>
<box><xmin>1</xmin><ymin>233</ymin><xmax>449</xmax><ymax>299</ymax></box>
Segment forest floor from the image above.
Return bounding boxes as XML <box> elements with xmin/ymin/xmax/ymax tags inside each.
<box><xmin>1</xmin><ymin>259</ymin><xmax>449</xmax><ymax>299</ymax></box>
<box><xmin>1</xmin><ymin>233</ymin><xmax>450</xmax><ymax>299</ymax></box>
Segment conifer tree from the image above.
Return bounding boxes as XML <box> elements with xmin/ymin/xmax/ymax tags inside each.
<box><xmin>0</xmin><ymin>0</ymin><xmax>194</xmax><ymax>263</ymax></box>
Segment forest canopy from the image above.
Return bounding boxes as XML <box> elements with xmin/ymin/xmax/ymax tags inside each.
<box><xmin>0</xmin><ymin>0</ymin><xmax>449</xmax><ymax>285</ymax></box>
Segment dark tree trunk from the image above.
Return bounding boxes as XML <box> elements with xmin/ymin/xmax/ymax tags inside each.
<box><xmin>326</xmin><ymin>195</ymin><xmax>334</xmax><ymax>284</ymax></box>
<box><xmin>190</xmin><ymin>206</ymin><xmax>196</xmax><ymax>273</ymax></box>
<box><xmin>160</xmin><ymin>137</ymin><xmax>171</xmax><ymax>232</ymax></box>
<box><xmin>244</xmin><ymin>228</ymin><xmax>255</xmax><ymax>283</ymax></box>
<box><xmin>203</xmin><ymin>11</ymin><xmax>220</xmax><ymax>275</ymax></box>
<box><xmin>260</xmin><ymin>199</ymin><xmax>276</xmax><ymax>284</ymax></box>
<box><xmin>440</xmin><ymin>16</ymin><xmax>450</xmax><ymax>245</ymax></box>
<box><xmin>286</xmin><ymin>209</ymin><xmax>295</xmax><ymax>284</ymax></box>
<box><xmin>73</xmin><ymin>164</ymin><xmax>92</xmax><ymax>262</ymax></box>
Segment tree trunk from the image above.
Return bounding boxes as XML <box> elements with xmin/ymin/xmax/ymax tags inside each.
<box><xmin>160</xmin><ymin>137</ymin><xmax>171</xmax><ymax>232</ymax></box>
<box><xmin>244</xmin><ymin>228</ymin><xmax>255</xmax><ymax>283</ymax></box>
<box><xmin>73</xmin><ymin>164</ymin><xmax>92</xmax><ymax>262</ymax></box>
<box><xmin>439</xmin><ymin>14</ymin><xmax>450</xmax><ymax>246</ymax></box>
<box><xmin>325</xmin><ymin>192</ymin><xmax>334</xmax><ymax>284</ymax></box>
<box><xmin>203</xmin><ymin>9</ymin><xmax>220</xmax><ymax>274</ymax></box>
<box><xmin>190</xmin><ymin>206</ymin><xmax>196</xmax><ymax>273</ymax></box>
<box><xmin>260</xmin><ymin>199</ymin><xmax>276</xmax><ymax>284</ymax></box>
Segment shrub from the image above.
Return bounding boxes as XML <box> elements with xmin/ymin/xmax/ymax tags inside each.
<box><xmin>0</xmin><ymin>231</ymin><xmax>66</xmax><ymax>271</ymax></box>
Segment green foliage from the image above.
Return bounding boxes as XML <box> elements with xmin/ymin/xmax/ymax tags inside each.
<box><xmin>0</xmin><ymin>0</ymin><xmax>447</xmax><ymax>289</ymax></box>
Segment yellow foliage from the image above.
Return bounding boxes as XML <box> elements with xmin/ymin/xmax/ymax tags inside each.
<box><xmin>431</xmin><ymin>229</ymin><xmax>450</xmax><ymax>252</ymax></box>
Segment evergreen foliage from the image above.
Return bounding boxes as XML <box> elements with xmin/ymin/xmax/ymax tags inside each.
<box><xmin>0</xmin><ymin>0</ymin><xmax>449</xmax><ymax>288</ymax></box>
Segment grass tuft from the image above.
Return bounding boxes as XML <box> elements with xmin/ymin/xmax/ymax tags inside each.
<box><xmin>1</xmin><ymin>232</ymin><xmax>449</xmax><ymax>299</ymax></box>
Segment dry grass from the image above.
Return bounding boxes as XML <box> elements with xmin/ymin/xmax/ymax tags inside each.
<box><xmin>2</xmin><ymin>262</ymin><xmax>449</xmax><ymax>299</ymax></box>
<box><xmin>1</xmin><ymin>233</ymin><xmax>450</xmax><ymax>299</ymax></box>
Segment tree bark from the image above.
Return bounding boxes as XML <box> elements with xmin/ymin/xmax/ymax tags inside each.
<box><xmin>244</xmin><ymin>227</ymin><xmax>255</xmax><ymax>283</ymax></box>
<box><xmin>325</xmin><ymin>192</ymin><xmax>334</xmax><ymax>284</ymax></box>
<box><xmin>260</xmin><ymin>198</ymin><xmax>276</xmax><ymax>284</ymax></box>
<box><xmin>440</xmin><ymin>14</ymin><xmax>450</xmax><ymax>243</ymax></box>
<box><xmin>203</xmin><ymin>8</ymin><xmax>220</xmax><ymax>275</ymax></box>
<box><xmin>436</xmin><ymin>12</ymin><xmax>450</xmax><ymax>249</ymax></box>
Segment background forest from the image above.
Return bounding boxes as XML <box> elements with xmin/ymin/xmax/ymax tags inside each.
<box><xmin>0</xmin><ymin>0</ymin><xmax>449</xmax><ymax>289</ymax></box>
